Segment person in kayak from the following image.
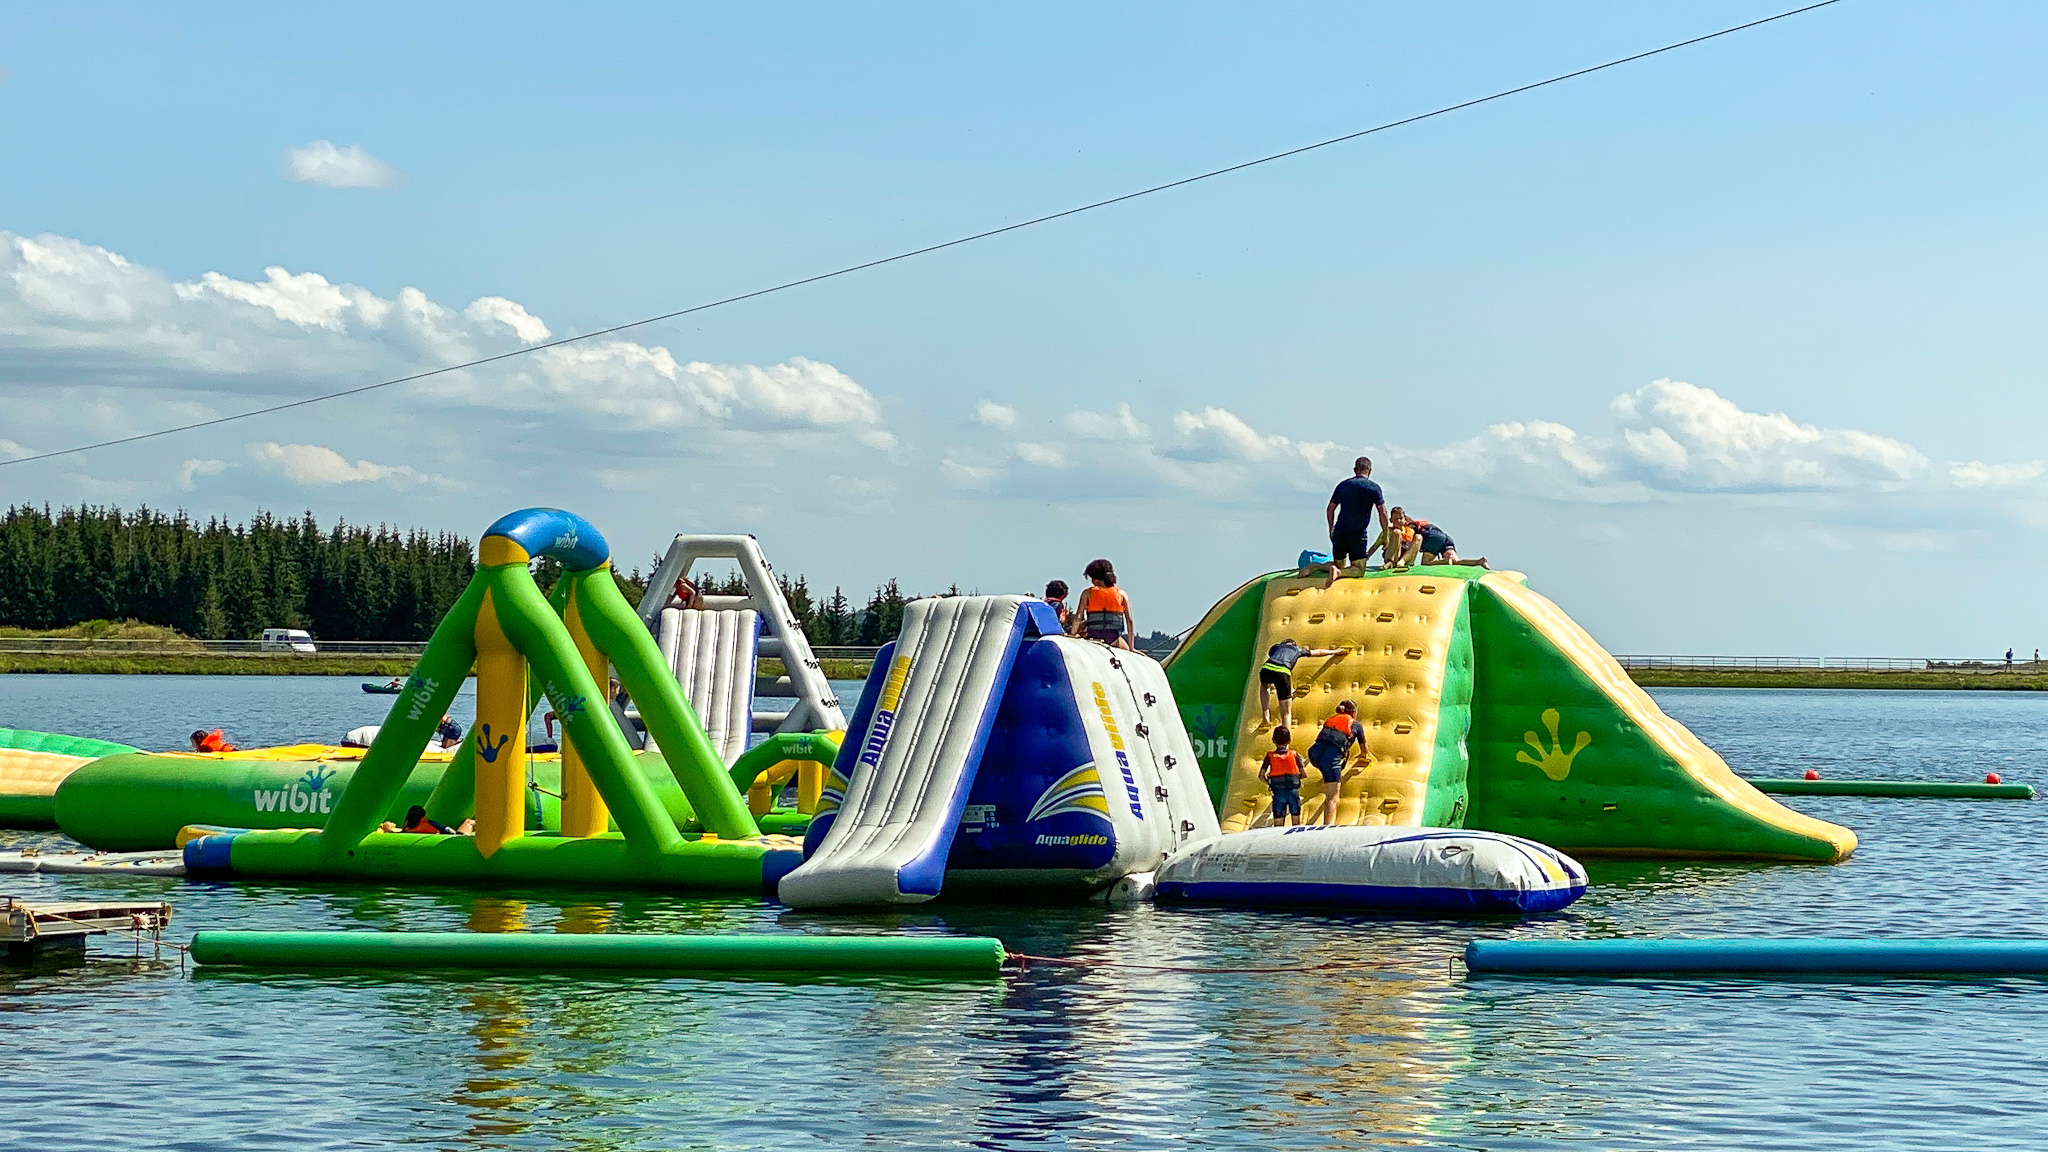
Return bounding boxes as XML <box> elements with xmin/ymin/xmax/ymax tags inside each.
<box><xmin>1070</xmin><ymin>559</ymin><xmax>1134</xmax><ymax>649</ymax></box>
<box><xmin>1308</xmin><ymin>701</ymin><xmax>1372</xmax><ymax>825</ymax></box>
<box><xmin>1258</xmin><ymin>637</ymin><xmax>1344</xmax><ymax>729</ymax></box>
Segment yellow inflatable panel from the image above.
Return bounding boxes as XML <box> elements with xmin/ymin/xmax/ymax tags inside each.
<box><xmin>0</xmin><ymin>748</ymin><xmax>96</xmax><ymax>799</ymax></box>
<box><xmin>1220</xmin><ymin>573</ymin><xmax>1474</xmax><ymax>831</ymax></box>
<box><xmin>158</xmin><ymin>744</ymin><xmax>572</xmax><ymax>763</ymax></box>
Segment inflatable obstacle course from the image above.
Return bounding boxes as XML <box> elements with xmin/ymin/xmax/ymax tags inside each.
<box><xmin>0</xmin><ymin>729</ymin><xmax>138</xmax><ymax>827</ymax></box>
<box><xmin>1166</xmin><ymin>567</ymin><xmax>1854</xmax><ymax>862</ymax></box>
<box><xmin>191</xmin><ymin>509</ymin><xmax>800</xmax><ymax>893</ymax></box>
<box><xmin>53</xmin><ymin>746</ymin><xmax>699</xmax><ymax>852</ymax></box>
<box><xmin>781</xmin><ymin>595</ymin><xmax>1217</xmax><ymax>907</ymax></box>
<box><xmin>1198</xmin><ymin>573</ymin><xmax>1475</xmax><ymax>832</ymax></box>
<box><xmin>638</xmin><ymin>533</ymin><xmax>849</xmax><ymax>757</ymax></box>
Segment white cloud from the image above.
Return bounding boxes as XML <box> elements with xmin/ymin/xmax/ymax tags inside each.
<box><xmin>247</xmin><ymin>441</ymin><xmax>454</xmax><ymax>490</ymax></box>
<box><xmin>1065</xmin><ymin>402</ymin><xmax>1150</xmax><ymax>442</ymax></box>
<box><xmin>1012</xmin><ymin>441</ymin><xmax>1067</xmax><ymax>467</ymax></box>
<box><xmin>283</xmin><ymin>141</ymin><xmax>404</xmax><ymax>189</ymax></box>
<box><xmin>973</xmin><ymin>400</ymin><xmax>1018</xmax><ymax>430</ymax></box>
<box><xmin>176</xmin><ymin>458</ymin><xmax>228</xmax><ymax>490</ymax></box>
<box><xmin>1949</xmin><ymin>460</ymin><xmax>2045</xmax><ymax>489</ymax></box>
<box><xmin>940</xmin><ymin>454</ymin><xmax>1003</xmax><ymax>491</ymax></box>
<box><xmin>0</xmin><ymin>230</ymin><xmax>893</xmax><ymax>449</ymax></box>
<box><xmin>1</xmin><ymin>438</ymin><xmax>31</xmax><ymax>461</ymax></box>
<box><xmin>1168</xmin><ymin>406</ymin><xmax>1334</xmax><ymax>470</ymax></box>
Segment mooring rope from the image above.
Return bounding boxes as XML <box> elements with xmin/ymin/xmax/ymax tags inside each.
<box><xmin>1006</xmin><ymin>951</ymin><xmax>1393</xmax><ymax>975</ymax></box>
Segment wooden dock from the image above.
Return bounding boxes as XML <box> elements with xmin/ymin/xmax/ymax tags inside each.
<box><xmin>2</xmin><ymin>896</ymin><xmax>172</xmax><ymax>960</ymax></box>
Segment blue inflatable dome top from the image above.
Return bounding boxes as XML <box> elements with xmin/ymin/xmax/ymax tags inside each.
<box><xmin>482</xmin><ymin>508</ymin><xmax>611</xmax><ymax>570</ymax></box>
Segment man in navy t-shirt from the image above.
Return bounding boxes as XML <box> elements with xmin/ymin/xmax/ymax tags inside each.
<box><xmin>1325</xmin><ymin>457</ymin><xmax>1387</xmax><ymax>572</ymax></box>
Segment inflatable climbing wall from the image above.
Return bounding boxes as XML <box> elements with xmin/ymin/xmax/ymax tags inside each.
<box><xmin>1166</xmin><ymin>567</ymin><xmax>1854</xmax><ymax>862</ymax></box>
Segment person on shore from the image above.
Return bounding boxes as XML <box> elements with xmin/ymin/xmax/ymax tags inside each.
<box><xmin>1319</xmin><ymin>457</ymin><xmax>1389</xmax><ymax>587</ymax></box>
<box><xmin>1260</xmin><ymin>727</ymin><xmax>1306</xmax><ymax>828</ymax></box>
<box><xmin>436</xmin><ymin>714</ymin><xmax>464</xmax><ymax>750</ymax></box>
<box><xmin>1042</xmin><ymin>580</ymin><xmax>1071</xmax><ymax>629</ymax></box>
<box><xmin>1258</xmin><ymin>637</ymin><xmax>1344</xmax><ymax>729</ymax></box>
<box><xmin>1071</xmin><ymin>559</ymin><xmax>1134</xmax><ymax>649</ymax></box>
<box><xmin>188</xmin><ymin>728</ymin><xmax>235</xmax><ymax>753</ymax></box>
<box><xmin>1387</xmin><ymin>509</ymin><xmax>1487</xmax><ymax>569</ymax></box>
<box><xmin>1308</xmin><ymin>701</ymin><xmax>1371</xmax><ymax>826</ymax></box>
<box><xmin>2007</xmin><ymin>648</ymin><xmax>2015</xmax><ymax>667</ymax></box>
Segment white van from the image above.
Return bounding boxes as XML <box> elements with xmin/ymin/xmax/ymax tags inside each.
<box><xmin>260</xmin><ymin>628</ymin><xmax>318</xmax><ymax>654</ymax></box>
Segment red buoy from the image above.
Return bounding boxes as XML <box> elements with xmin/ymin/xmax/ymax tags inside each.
<box><xmin>1987</xmin><ymin>773</ymin><xmax>2003</xmax><ymax>785</ymax></box>
<box><xmin>1803</xmin><ymin>769</ymin><xmax>1821</xmax><ymax>781</ymax></box>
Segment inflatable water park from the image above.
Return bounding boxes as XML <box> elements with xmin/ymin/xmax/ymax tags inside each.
<box><xmin>0</xmin><ymin>503</ymin><xmax>1881</xmax><ymax>936</ymax></box>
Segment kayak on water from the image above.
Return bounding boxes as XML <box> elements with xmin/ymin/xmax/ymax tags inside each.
<box><xmin>361</xmin><ymin>682</ymin><xmax>404</xmax><ymax>694</ymax></box>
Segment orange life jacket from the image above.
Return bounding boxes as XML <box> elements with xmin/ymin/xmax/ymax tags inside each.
<box><xmin>1264</xmin><ymin>749</ymin><xmax>1303</xmax><ymax>780</ymax></box>
<box><xmin>1078</xmin><ymin>584</ymin><xmax>1129</xmax><ymax>634</ymax></box>
<box><xmin>198</xmin><ymin>729</ymin><xmax>234</xmax><ymax>753</ymax></box>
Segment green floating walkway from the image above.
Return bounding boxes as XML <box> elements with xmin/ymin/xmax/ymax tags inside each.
<box><xmin>189</xmin><ymin>931</ymin><xmax>1007</xmax><ymax>975</ymax></box>
<box><xmin>1745</xmin><ymin>779</ymin><xmax>2034</xmax><ymax>799</ymax></box>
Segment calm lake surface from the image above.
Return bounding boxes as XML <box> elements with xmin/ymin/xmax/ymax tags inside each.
<box><xmin>4</xmin><ymin>678</ymin><xmax>2047</xmax><ymax>1150</ymax></box>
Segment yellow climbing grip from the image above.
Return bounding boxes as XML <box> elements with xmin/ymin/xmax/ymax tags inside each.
<box><xmin>1223</xmin><ymin>573</ymin><xmax>1470</xmax><ymax>831</ymax></box>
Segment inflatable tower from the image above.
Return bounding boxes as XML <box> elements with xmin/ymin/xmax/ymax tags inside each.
<box><xmin>1166</xmin><ymin>567</ymin><xmax>1854</xmax><ymax>863</ymax></box>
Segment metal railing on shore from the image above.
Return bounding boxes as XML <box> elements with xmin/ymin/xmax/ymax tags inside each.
<box><xmin>1615</xmin><ymin>655</ymin><xmax>2041</xmax><ymax>673</ymax></box>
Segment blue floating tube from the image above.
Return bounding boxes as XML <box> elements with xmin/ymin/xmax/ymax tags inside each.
<box><xmin>1466</xmin><ymin>938</ymin><xmax>2048</xmax><ymax>976</ymax></box>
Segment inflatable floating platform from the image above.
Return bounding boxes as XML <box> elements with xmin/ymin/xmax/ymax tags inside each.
<box><xmin>1155</xmin><ymin>825</ymin><xmax>1587</xmax><ymax>913</ymax></box>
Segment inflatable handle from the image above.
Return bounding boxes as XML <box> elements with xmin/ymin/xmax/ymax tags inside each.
<box><xmin>481</xmin><ymin>508</ymin><xmax>610</xmax><ymax>570</ymax></box>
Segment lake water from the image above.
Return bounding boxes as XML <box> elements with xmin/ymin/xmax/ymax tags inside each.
<box><xmin>4</xmin><ymin>678</ymin><xmax>2047</xmax><ymax>1150</ymax></box>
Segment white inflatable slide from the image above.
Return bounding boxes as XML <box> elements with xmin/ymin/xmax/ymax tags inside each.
<box><xmin>636</xmin><ymin>534</ymin><xmax>849</xmax><ymax>763</ymax></box>
<box><xmin>779</xmin><ymin>595</ymin><xmax>1216</xmax><ymax>908</ymax></box>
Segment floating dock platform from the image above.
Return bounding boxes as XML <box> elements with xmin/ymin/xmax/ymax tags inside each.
<box><xmin>2</xmin><ymin>896</ymin><xmax>172</xmax><ymax>960</ymax></box>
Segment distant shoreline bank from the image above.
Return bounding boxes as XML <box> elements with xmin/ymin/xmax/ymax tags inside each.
<box><xmin>4</xmin><ymin>654</ymin><xmax>2043</xmax><ymax>691</ymax></box>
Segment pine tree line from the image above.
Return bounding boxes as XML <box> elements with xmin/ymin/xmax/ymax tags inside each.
<box><xmin>0</xmin><ymin>505</ymin><xmax>475</xmax><ymax>641</ymax></box>
<box><xmin>0</xmin><ymin>505</ymin><xmax>952</xmax><ymax>646</ymax></box>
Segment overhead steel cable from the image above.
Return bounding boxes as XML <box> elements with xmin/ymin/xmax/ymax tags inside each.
<box><xmin>0</xmin><ymin>0</ymin><xmax>1845</xmax><ymax>470</ymax></box>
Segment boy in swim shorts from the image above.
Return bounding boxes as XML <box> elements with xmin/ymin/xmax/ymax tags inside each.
<box><xmin>1259</xmin><ymin>727</ymin><xmax>1305</xmax><ymax>828</ymax></box>
<box><xmin>1258</xmin><ymin>637</ymin><xmax>1344</xmax><ymax>729</ymax></box>
<box><xmin>1308</xmin><ymin>700</ymin><xmax>1370</xmax><ymax>825</ymax></box>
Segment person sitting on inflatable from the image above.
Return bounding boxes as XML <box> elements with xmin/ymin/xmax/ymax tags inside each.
<box><xmin>1042</xmin><ymin>579</ymin><xmax>1071</xmax><ymax>629</ymax></box>
<box><xmin>1070</xmin><ymin>559</ymin><xmax>1134</xmax><ymax>650</ymax></box>
<box><xmin>394</xmin><ymin>805</ymin><xmax>475</xmax><ymax>835</ymax></box>
<box><xmin>1386</xmin><ymin>508</ymin><xmax>1487</xmax><ymax>569</ymax></box>
<box><xmin>188</xmin><ymin>728</ymin><xmax>236</xmax><ymax>753</ymax></box>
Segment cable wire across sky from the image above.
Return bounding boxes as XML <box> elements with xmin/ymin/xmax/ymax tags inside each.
<box><xmin>0</xmin><ymin>0</ymin><xmax>1846</xmax><ymax>470</ymax></box>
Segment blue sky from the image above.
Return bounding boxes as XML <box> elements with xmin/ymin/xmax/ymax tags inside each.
<box><xmin>1</xmin><ymin>1</ymin><xmax>2042</xmax><ymax>654</ymax></box>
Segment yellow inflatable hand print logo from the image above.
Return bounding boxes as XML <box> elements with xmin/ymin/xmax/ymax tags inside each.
<box><xmin>1517</xmin><ymin>708</ymin><xmax>1591</xmax><ymax>782</ymax></box>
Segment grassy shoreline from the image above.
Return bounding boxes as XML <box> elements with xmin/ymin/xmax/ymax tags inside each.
<box><xmin>5</xmin><ymin>654</ymin><xmax>2043</xmax><ymax>691</ymax></box>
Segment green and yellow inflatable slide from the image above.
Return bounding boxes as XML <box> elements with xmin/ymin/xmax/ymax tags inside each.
<box><xmin>1166</xmin><ymin>567</ymin><xmax>1853</xmax><ymax>862</ymax></box>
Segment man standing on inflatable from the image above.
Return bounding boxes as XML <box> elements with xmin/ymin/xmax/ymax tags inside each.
<box><xmin>1324</xmin><ymin>456</ymin><xmax>1388</xmax><ymax>585</ymax></box>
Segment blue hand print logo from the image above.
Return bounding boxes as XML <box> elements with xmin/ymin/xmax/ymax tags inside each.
<box><xmin>298</xmin><ymin>765</ymin><xmax>339</xmax><ymax>793</ymax></box>
<box><xmin>476</xmin><ymin>724</ymin><xmax>512</xmax><ymax>763</ymax></box>
<box><xmin>555</xmin><ymin>693</ymin><xmax>588</xmax><ymax>719</ymax></box>
<box><xmin>1186</xmin><ymin>704</ymin><xmax>1224</xmax><ymax>741</ymax></box>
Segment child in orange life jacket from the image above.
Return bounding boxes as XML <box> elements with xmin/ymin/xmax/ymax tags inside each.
<box><xmin>188</xmin><ymin>728</ymin><xmax>235</xmax><ymax>753</ymax></box>
<box><xmin>1070</xmin><ymin>558</ymin><xmax>1134</xmax><ymax>650</ymax></box>
<box><xmin>1308</xmin><ymin>701</ymin><xmax>1371</xmax><ymax>825</ymax></box>
<box><xmin>1260</xmin><ymin>727</ymin><xmax>1306</xmax><ymax>827</ymax></box>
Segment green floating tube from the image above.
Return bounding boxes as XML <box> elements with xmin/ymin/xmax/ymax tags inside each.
<box><xmin>189</xmin><ymin>930</ymin><xmax>1007</xmax><ymax>975</ymax></box>
<box><xmin>1466</xmin><ymin>938</ymin><xmax>2048</xmax><ymax>976</ymax></box>
<box><xmin>1745</xmin><ymin>779</ymin><xmax>2034</xmax><ymax>799</ymax></box>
